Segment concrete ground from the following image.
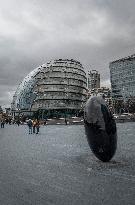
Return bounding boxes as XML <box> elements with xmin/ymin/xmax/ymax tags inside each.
<box><xmin>0</xmin><ymin>123</ymin><xmax>135</xmax><ymax>205</ymax></box>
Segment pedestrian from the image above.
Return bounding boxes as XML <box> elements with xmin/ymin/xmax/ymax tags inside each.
<box><xmin>43</xmin><ymin>119</ymin><xmax>46</xmax><ymax>125</ymax></box>
<box><xmin>65</xmin><ymin>118</ymin><xmax>68</xmax><ymax>125</ymax></box>
<box><xmin>9</xmin><ymin>119</ymin><xmax>11</xmax><ymax>125</ymax></box>
<box><xmin>32</xmin><ymin>119</ymin><xmax>36</xmax><ymax>133</ymax></box>
<box><xmin>17</xmin><ymin>119</ymin><xmax>20</xmax><ymax>126</ymax></box>
<box><xmin>35</xmin><ymin>120</ymin><xmax>40</xmax><ymax>134</ymax></box>
<box><xmin>1</xmin><ymin>118</ymin><xmax>5</xmax><ymax>128</ymax></box>
<box><xmin>27</xmin><ymin>119</ymin><xmax>33</xmax><ymax>134</ymax></box>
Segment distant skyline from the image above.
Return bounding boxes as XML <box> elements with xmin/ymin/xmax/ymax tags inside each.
<box><xmin>1</xmin><ymin>0</ymin><xmax>135</xmax><ymax>108</ymax></box>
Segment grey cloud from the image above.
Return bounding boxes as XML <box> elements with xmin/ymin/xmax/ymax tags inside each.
<box><xmin>0</xmin><ymin>0</ymin><xmax>135</xmax><ymax>107</ymax></box>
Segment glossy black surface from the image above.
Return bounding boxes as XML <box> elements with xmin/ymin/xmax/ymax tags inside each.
<box><xmin>84</xmin><ymin>104</ymin><xmax>117</xmax><ymax>162</ymax></box>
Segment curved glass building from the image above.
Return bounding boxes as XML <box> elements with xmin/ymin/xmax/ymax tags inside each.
<box><xmin>11</xmin><ymin>59</ymin><xmax>87</xmax><ymax>117</ymax></box>
<box><xmin>11</xmin><ymin>66</ymin><xmax>42</xmax><ymax>111</ymax></box>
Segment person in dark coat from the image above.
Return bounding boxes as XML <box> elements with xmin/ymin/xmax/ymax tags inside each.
<box><xmin>27</xmin><ymin>119</ymin><xmax>33</xmax><ymax>134</ymax></box>
<box><xmin>35</xmin><ymin>120</ymin><xmax>40</xmax><ymax>134</ymax></box>
<box><xmin>1</xmin><ymin>118</ymin><xmax>5</xmax><ymax>128</ymax></box>
<box><xmin>32</xmin><ymin>119</ymin><xmax>36</xmax><ymax>133</ymax></box>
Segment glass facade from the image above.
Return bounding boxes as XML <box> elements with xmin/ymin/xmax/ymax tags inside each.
<box><xmin>11</xmin><ymin>66</ymin><xmax>42</xmax><ymax>111</ymax></box>
<box><xmin>32</xmin><ymin>59</ymin><xmax>87</xmax><ymax>111</ymax></box>
<box><xmin>11</xmin><ymin>59</ymin><xmax>87</xmax><ymax>113</ymax></box>
<box><xmin>110</xmin><ymin>54</ymin><xmax>135</xmax><ymax>101</ymax></box>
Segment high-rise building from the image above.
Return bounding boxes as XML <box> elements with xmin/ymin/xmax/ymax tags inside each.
<box><xmin>109</xmin><ymin>54</ymin><xmax>135</xmax><ymax>101</ymax></box>
<box><xmin>87</xmin><ymin>70</ymin><xmax>100</xmax><ymax>90</ymax></box>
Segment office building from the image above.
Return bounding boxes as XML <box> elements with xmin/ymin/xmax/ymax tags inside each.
<box><xmin>87</xmin><ymin>70</ymin><xmax>100</xmax><ymax>90</ymax></box>
<box><xmin>110</xmin><ymin>54</ymin><xmax>135</xmax><ymax>101</ymax></box>
<box><xmin>11</xmin><ymin>59</ymin><xmax>87</xmax><ymax>117</ymax></box>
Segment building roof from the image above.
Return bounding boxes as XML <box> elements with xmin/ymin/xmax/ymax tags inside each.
<box><xmin>110</xmin><ymin>54</ymin><xmax>135</xmax><ymax>64</ymax></box>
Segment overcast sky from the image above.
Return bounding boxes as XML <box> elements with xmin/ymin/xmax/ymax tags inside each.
<box><xmin>0</xmin><ymin>0</ymin><xmax>135</xmax><ymax>108</ymax></box>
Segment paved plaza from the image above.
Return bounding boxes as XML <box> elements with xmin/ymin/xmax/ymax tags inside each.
<box><xmin>0</xmin><ymin>123</ymin><xmax>135</xmax><ymax>205</ymax></box>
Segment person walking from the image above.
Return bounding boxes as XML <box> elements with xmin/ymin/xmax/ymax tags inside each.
<box><xmin>27</xmin><ymin>119</ymin><xmax>33</xmax><ymax>134</ymax></box>
<box><xmin>32</xmin><ymin>119</ymin><xmax>36</xmax><ymax>134</ymax></box>
<box><xmin>35</xmin><ymin>120</ymin><xmax>40</xmax><ymax>134</ymax></box>
<box><xmin>43</xmin><ymin>119</ymin><xmax>47</xmax><ymax>125</ymax></box>
<box><xmin>17</xmin><ymin>119</ymin><xmax>20</xmax><ymax>126</ymax></box>
<box><xmin>65</xmin><ymin>118</ymin><xmax>68</xmax><ymax>125</ymax></box>
<box><xmin>1</xmin><ymin>118</ymin><xmax>5</xmax><ymax>128</ymax></box>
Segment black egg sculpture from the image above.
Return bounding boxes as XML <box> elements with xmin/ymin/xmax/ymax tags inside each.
<box><xmin>84</xmin><ymin>96</ymin><xmax>117</xmax><ymax>162</ymax></box>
